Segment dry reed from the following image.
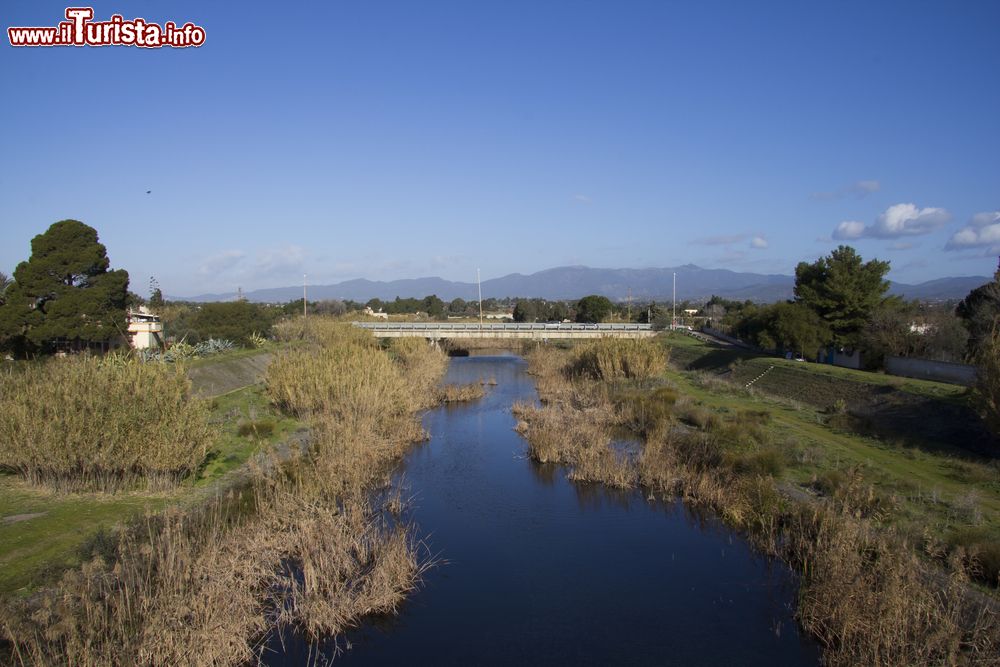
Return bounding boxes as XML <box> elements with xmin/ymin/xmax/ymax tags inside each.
<box><xmin>0</xmin><ymin>356</ymin><xmax>213</xmax><ymax>492</ymax></box>
<box><xmin>1</xmin><ymin>319</ymin><xmax>448</xmax><ymax>665</ymax></box>
<box><xmin>514</xmin><ymin>342</ymin><xmax>1000</xmax><ymax>666</ymax></box>
<box><xmin>439</xmin><ymin>383</ymin><xmax>486</xmax><ymax>403</ymax></box>
<box><xmin>569</xmin><ymin>338</ymin><xmax>667</xmax><ymax>381</ymax></box>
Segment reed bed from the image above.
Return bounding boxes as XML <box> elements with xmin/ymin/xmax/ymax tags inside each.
<box><xmin>439</xmin><ymin>383</ymin><xmax>486</xmax><ymax>403</ymax></box>
<box><xmin>568</xmin><ymin>338</ymin><xmax>667</xmax><ymax>381</ymax></box>
<box><xmin>1</xmin><ymin>319</ymin><xmax>448</xmax><ymax>665</ymax></box>
<box><xmin>0</xmin><ymin>356</ymin><xmax>213</xmax><ymax>492</ymax></box>
<box><xmin>514</xmin><ymin>343</ymin><xmax>1000</xmax><ymax>666</ymax></box>
<box><xmin>387</xmin><ymin>337</ymin><xmax>449</xmax><ymax>410</ymax></box>
<box><xmin>272</xmin><ymin>317</ymin><xmax>376</xmax><ymax>348</ymax></box>
<box><xmin>267</xmin><ymin>344</ymin><xmax>412</xmax><ymax>422</ymax></box>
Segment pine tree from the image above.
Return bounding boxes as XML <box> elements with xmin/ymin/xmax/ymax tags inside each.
<box><xmin>0</xmin><ymin>220</ymin><xmax>129</xmax><ymax>352</ymax></box>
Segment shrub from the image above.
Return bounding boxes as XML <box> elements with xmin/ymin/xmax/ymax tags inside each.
<box><xmin>948</xmin><ymin>527</ymin><xmax>1000</xmax><ymax>588</ymax></box>
<box><xmin>974</xmin><ymin>324</ymin><xmax>1000</xmax><ymax>439</ymax></box>
<box><xmin>0</xmin><ymin>356</ymin><xmax>213</xmax><ymax>491</ymax></box>
<box><xmin>615</xmin><ymin>386</ymin><xmax>676</xmax><ymax>438</ymax></box>
<box><xmin>237</xmin><ymin>419</ymin><xmax>276</xmax><ymax>439</ymax></box>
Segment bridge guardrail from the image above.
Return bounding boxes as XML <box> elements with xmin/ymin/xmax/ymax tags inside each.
<box><xmin>352</xmin><ymin>322</ymin><xmax>653</xmax><ymax>332</ymax></box>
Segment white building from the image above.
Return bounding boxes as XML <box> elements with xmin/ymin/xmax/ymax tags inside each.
<box><xmin>127</xmin><ymin>307</ymin><xmax>164</xmax><ymax>349</ymax></box>
<box><xmin>363</xmin><ymin>306</ymin><xmax>389</xmax><ymax>320</ymax></box>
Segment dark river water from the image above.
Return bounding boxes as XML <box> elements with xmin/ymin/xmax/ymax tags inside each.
<box><xmin>268</xmin><ymin>353</ymin><xmax>819</xmax><ymax>666</ymax></box>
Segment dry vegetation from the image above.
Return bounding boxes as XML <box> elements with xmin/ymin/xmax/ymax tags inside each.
<box><xmin>0</xmin><ymin>356</ymin><xmax>213</xmax><ymax>492</ymax></box>
<box><xmin>439</xmin><ymin>382</ymin><xmax>487</xmax><ymax>403</ymax></box>
<box><xmin>515</xmin><ymin>341</ymin><xmax>1000</xmax><ymax>666</ymax></box>
<box><xmin>1</xmin><ymin>318</ymin><xmax>448</xmax><ymax>665</ymax></box>
<box><xmin>568</xmin><ymin>337</ymin><xmax>667</xmax><ymax>381</ymax></box>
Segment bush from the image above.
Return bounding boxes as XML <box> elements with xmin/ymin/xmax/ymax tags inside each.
<box><xmin>616</xmin><ymin>386</ymin><xmax>676</xmax><ymax>438</ymax></box>
<box><xmin>975</xmin><ymin>325</ymin><xmax>1000</xmax><ymax>440</ymax></box>
<box><xmin>237</xmin><ymin>419</ymin><xmax>276</xmax><ymax>439</ymax></box>
<box><xmin>949</xmin><ymin>527</ymin><xmax>1000</xmax><ymax>587</ymax></box>
<box><xmin>185</xmin><ymin>302</ymin><xmax>278</xmax><ymax>345</ymax></box>
<box><xmin>0</xmin><ymin>356</ymin><xmax>213</xmax><ymax>491</ymax></box>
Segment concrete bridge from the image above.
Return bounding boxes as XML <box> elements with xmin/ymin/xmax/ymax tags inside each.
<box><xmin>353</xmin><ymin>322</ymin><xmax>656</xmax><ymax>340</ymax></box>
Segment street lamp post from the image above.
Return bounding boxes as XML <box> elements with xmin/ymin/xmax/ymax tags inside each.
<box><xmin>477</xmin><ymin>268</ymin><xmax>484</xmax><ymax>332</ymax></box>
<box><xmin>672</xmin><ymin>272</ymin><xmax>676</xmax><ymax>330</ymax></box>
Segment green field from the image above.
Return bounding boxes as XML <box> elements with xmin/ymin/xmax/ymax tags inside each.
<box><xmin>660</xmin><ymin>332</ymin><xmax>1000</xmax><ymax>565</ymax></box>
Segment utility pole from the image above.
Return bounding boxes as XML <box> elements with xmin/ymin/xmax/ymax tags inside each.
<box><xmin>477</xmin><ymin>268</ymin><xmax>484</xmax><ymax>331</ymax></box>
<box><xmin>672</xmin><ymin>272</ymin><xmax>676</xmax><ymax>331</ymax></box>
<box><xmin>303</xmin><ymin>274</ymin><xmax>307</xmax><ymax>318</ymax></box>
<box><xmin>627</xmin><ymin>287</ymin><xmax>632</xmax><ymax>322</ymax></box>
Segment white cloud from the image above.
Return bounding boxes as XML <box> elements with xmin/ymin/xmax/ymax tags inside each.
<box><xmin>573</xmin><ymin>194</ymin><xmax>592</xmax><ymax>204</ymax></box>
<box><xmin>198</xmin><ymin>249</ymin><xmax>245</xmax><ymax>276</ymax></box>
<box><xmin>692</xmin><ymin>234</ymin><xmax>747</xmax><ymax>246</ymax></box>
<box><xmin>851</xmin><ymin>180</ymin><xmax>881</xmax><ymax>196</ymax></box>
<box><xmin>831</xmin><ymin>203</ymin><xmax>950</xmax><ymax>240</ymax></box>
<box><xmin>811</xmin><ymin>179</ymin><xmax>881</xmax><ymax>201</ymax></box>
<box><xmin>832</xmin><ymin>220</ymin><xmax>866</xmax><ymax>240</ymax></box>
<box><xmin>750</xmin><ymin>236</ymin><xmax>768</xmax><ymax>249</ymax></box>
<box><xmin>255</xmin><ymin>245</ymin><xmax>306</xmax><ymax>275</ymax></box>
<box><xmin>945</xmin><ymin>211</ymin><xmax>1000</xmax><ymax>251</ymax></box>
<box><xmin>870</xmin><ymin>203</ymin><xmax>950</xmax><ymax>238</ymax></box>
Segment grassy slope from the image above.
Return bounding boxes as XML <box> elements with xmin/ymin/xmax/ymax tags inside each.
<box><xmin>0</xmin><ymin>353</ymin><xmax>300</xmax><ymax>596</ymax></box>
<box><xmin>661</xmin><ymin>332</ymin><xmax>1000</xmax><ymax>542</ymax></box>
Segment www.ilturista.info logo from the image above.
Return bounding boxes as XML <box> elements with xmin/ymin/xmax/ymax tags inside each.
<box><xmin>8</xmin><ymin>7</ymin><xmax>205</xmax><ymax>48</ymax></box>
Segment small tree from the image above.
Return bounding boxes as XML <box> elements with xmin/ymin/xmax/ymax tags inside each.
<box><xmin>795</xmin><ymin>245</ymin><xmax>890</xmax><ymax>348</ymax></box>
<box><xmin>0</xmin><ymin>220</ymin><xmax>129</xmax><ymax>353</ymax></box>
<box><xmin>0</xmin><ymin>272</ymin><xmax>10</xmax><ymax>305</ymax></box>
<box><xmin>770</xmin><ymin>301</ymin><xmax>831</xmax><ymax>359</ymax></box>
<box><xmin>448</xmin><ymin>297</ymin><xmax>467</xmax><ymax>315</ymax></box>
<box><xmin>956</xmin><ymin>259</ymin><xmax>1000</xmax><ymax>358</ymax></box>
<box><xmin>860</xmin><ymin>298</ymin><xmax>917</xmax><ymax>368</ymax></box>
<box><xmin>575</xmin><ymin>295</ymin><xmax>613</xmax><ymax>323</ymax></box>
<box><xmin>148</xmin><ymin>276</ymin><xmax>164</xmax><ymax>310</ymax></box>
<box><xmin>421</xmin><ymin>294</ymin><xmax>445</xmax><ymax>319</ymax></box>
<box><xmin>513</xmin><ymin>299</ymin><xmax>539</xmax><ymax>322</ymax></box>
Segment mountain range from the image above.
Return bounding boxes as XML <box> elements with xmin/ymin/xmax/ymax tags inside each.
<box><xmin>170</xmin><ymin>265</ymin><xmax>990</xmax><ymax>304</ymax></box>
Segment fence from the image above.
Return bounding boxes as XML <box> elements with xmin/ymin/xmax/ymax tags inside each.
<box><xmin>885</xmin><ymin>355</ymin><xmax>977</xmax><ymax>387</ymax></box>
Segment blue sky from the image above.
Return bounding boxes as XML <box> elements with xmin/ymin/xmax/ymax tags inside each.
<box><xmin>2</xmin><ymin>1</ymin><xmax>999</xmax><ymax>296</ymax></box>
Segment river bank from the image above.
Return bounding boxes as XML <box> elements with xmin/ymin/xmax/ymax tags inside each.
<box><xmin>513</xmin><ymin>339</ymin><xmax>999</xmax><ymax>665</ymax></box>
<box><xmin>0</xmin><ymin>323</ymin><xmax>462</xmax><ymax>665</ymax></box>
<box><xmin>267</xmin><ymin>351</ymin><xmax>819</xmax><ymax>665</ymax></box>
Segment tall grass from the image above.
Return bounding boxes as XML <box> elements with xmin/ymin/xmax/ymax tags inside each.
<box><xmin>0</xmin><ymin>356</ymin><xmax>213</xmax><ymax>491</ymax></box>
<box><xmin>569</xmin><ymin>338</ymin><xmax>667</xmax><ymax>381</ymax></box>
<box><xmin>1</xmin><ymin>318</ymin><xmax>448</xmax><ymax>665</ymax></box>
<box><xmin>387</xmin><ymin>337</ymin><xmax>449</xmax><ymax>409</ymax></box>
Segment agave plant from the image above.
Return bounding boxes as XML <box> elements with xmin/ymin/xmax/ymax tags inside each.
<box><xmin>194</xmin><ymin>338</ymin><xmax>235</xmax><ymax>356</ymax></box>
<box><xmin>135</xmin><ymin>348</ymin><xmax>163</xmax><ymax>363</ymax></box>
<box><xmin>248</xmin><ymin>331</ymin><xmax>268</xmax><ymax>349</ymax></box>
<box><xmin>163</xmin><ymin>341</ymin><xmax>197</xmax><ymax>363</ymax></box>
<box><xmin>100</xmin><ymin>349</ymin><xmax>136</xmax><ymax>367</ymax></box>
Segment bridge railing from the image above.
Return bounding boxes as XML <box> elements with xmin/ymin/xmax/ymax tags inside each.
<box><xmin>352</xmin><ymin>322</ymin><xmax>653</xmax><ymax>332</ymax></box>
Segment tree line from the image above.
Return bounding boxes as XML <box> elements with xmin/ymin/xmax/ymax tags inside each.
<box><xmin>713</xmin><ymin>245</ymin><xmax>1000</xmax><ymax>368</ymax></box>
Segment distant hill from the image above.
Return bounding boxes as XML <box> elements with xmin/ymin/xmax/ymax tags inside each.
<box><xmin>887</xmin><ymin>276</ymin><xmax>990</xmax><ymax>301</ymax></box>
<box><xmin>170</xmin><ymin>265</ymin><xmax>989</xmax><ymax>304</ymax></box>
